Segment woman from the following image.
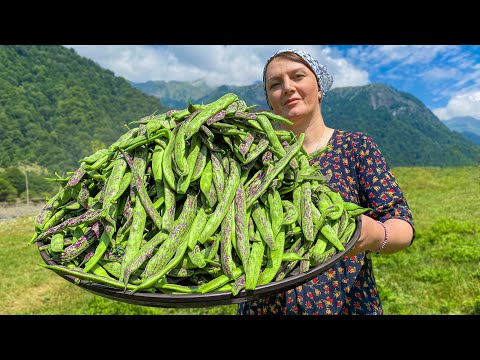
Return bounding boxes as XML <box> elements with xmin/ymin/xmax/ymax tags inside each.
<box><xmin>237</xmin><ymin>48</ymin><xmax>415</xmax><ymax>315</ymax></box>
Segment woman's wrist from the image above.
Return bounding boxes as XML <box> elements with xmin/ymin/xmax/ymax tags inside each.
<box><xmin>374</xmin><ymin>221</ymin><xmax>388</xmax><ymax>254</ymax></box>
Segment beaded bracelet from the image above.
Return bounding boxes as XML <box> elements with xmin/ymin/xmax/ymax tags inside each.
<box><xmin>375</xmin><ymin>221</ymin><xmax>388</xmax><ymax>254</ymax></box>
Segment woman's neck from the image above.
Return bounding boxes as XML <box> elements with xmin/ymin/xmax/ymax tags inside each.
<box><xmin>281</xmin><ymin>112</ymin><xmax>332</xmax><ymax>154</ymax></box>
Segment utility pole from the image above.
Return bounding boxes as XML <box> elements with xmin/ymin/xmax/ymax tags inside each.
<box><xmin>24</xmin><ymin>170</ymin><xmax>29</xmax><ymax>206</ymax></box>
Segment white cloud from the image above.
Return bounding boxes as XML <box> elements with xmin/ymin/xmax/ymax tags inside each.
<box><xmin>65</xmin><ymin>45</ymin><xmax>369</xmax><ymax>89</ymax></box>
<box><xmin>63</xmin><ymin>45</ymin><xmax>480</xmax><ymax>121</ymax></box>
<box><xmin>357</xmin><ymin>45</ymin><xmax>457</xmax><ymax>67</ymax></box>
<box><xmin>433</xmin><ymin>90</ymin><xmax>480</xmax><ymax>120</ymax></box>
<box><xmin>422</xmin><ymin>67</ymin><xmax>459</xmax><ymax>82</ymax></box>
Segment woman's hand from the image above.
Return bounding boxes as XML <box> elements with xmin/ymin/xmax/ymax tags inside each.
<box><xmin>345</xmin><ymin>215</ymin><xmax>414</xmax><ymax>257</ymax></box>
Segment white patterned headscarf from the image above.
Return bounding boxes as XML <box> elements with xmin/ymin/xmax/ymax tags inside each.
<box><xmin>263</xmin><ymin>48</ymin><xmax>334</xmax><ymax>109</ymax></box>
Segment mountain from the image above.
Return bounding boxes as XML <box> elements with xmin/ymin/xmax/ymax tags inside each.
<box><xmin>131</xmin><ymin>79</ymin><xmax>214</xmax><ymax>109</ymax></box>
<box><xmin>0</xmin><ymin>45</ymin><xmax>168</xmax><ymax>173</ymax></box>
<box><xmin>442</xmin><ymin>116</ymin><xmax>480</xmax><ymax>145</ymax></box>
<box><xmin>195</xmin><ymin>82</ymin><xmax>269</xmax><ymax>111</ymax></box>
<box><xmin>132</xmin><ymin>80</ymin><xmax>270</xmax><ymax>111</ymax></box>
<box><xmin>133</xmin><ymin>80</ymin><xmax>480</xmax><ymax>167</ymax></box>
<box><xmin>1</xmin><ymin>46</ymin><xmax>478</xmax><ymax>172</ymax></box>
<box><xmin>321</xmin><ymin>83</ymin><xmax>479</xmax><ymax>166</ymax></box>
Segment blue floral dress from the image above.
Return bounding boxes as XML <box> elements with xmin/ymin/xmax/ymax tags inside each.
<box><xmin>237</xmin><ymin>129</ymin><xmax>415</xmax><ymax>315</ymax></box>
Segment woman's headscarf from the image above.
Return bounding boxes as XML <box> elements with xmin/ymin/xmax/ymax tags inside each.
<box><xmin>263</xmin><ymin>48</ymin><xmax>334</xmax><ymax>109</ymax></box>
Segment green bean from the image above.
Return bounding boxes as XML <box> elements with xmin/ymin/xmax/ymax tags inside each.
<box><xmin>38</xmin><ymin>263</ymin><xmax>137</xmax><ymax>291</ymax></box>
<box><xmin>34</xmin><ymin>94</ymin><xmax>365</xmax><ymax>295</ymax></box>
<box><xmin>205</xmin><ymin>109</ymin><xmax>227</xmax><ymax>125</ymax></box>
<box><xmin>161</xmin><ymin>127</ymin><xmax>177</xmax><ymax>191</ymax></box>
<box><xmin>174</xmin><ymin>109</ymin><xmax>201</xmax><ymax>176</ymax></box>
<box><xmin>220</xmin><ymin>201</ymin><xmax>238</xmax><ymax>278</ymax></box>
<box><xmin>243</xmin><ymin>138</ymin><xmax>269</xmax><ymax>165</ymax></box>
<box><xmin>112</xmin><ymin>170</ymin><xmax>132</xmax><ymax>202</ymax></box>
<box><xmin>187</xmin><ymin>244</ymin><xmax>207</xmax><ymax>269</ymax></box>
<box><xmin>42</xmin><ymin>208</ymin><xmax>68</xmax><ymax>230</ymax></box>
<box><xmin>204</xmin><ymin>234</ymin><xmax>220</xmax><ymax>257</ymax></box>
<box><xmin>256</xmin><ymin>114</ymin><xmax>286</xmax><ymax>157</ymax></box>
<box><xmin>210</xmin><ymin>151</ymin><xmax>225</xmax><ymax>201</ymax></box>
<box><xmin>33</xmin><ymin>208</ymin><xmax>104</xmax><ymax>243</ymax></box>
<box><xmin>210</xmin><ymin>121</ymin><xmax>237</xmax><ymax>130</ymax></box>
<box><xmin>122</xmin><ymin>150</ymin><xmax>163</xmax><ymax>230</ymax></box>
<box><xmin>281</xmin><ymin>199</ymin><xmax>298</xmax><ymax>226</ymax></box>
<box><xmin>237</xmin><ymin>132</ymin><xmax>255</xmax><ymax>158</ymax></box>
<box><xmin>187</xmin><ymin>206</ymin><xmax>208</xmax><ymax>250</ymax></box>
<box><xmin>79</xmin><ymin>148</ymin><xmax>111</xmax><ymax>165</ymax></box>
<box><xmin>151</xmin><ymin>144</ymin><xmax>164</xmax><ymax>183</ymax></box>
<box><xmin>347</xmin><ymin>207</ymin><xmax>373</xmax><ymax>217</ymax></box>
<box><xmin>132</xmin><ymin>208</ymin><xmax>195</xmax><ymax>293</ymax></box>
<box><xmin>156</xmin><ymin>282</ymin><xmax>200</xmax><ymax>294</ymax></box>
<box><xmin>339</xmin><ymin>218</ymin><xmax>356</xmax><ymax>245</ymax></box>
<box><xmin>320</xmin><ymin>223</ymin><xmax>345</xmax><ymax>252</ymax></box>
<box><xmin>144</xmin><ymin>113</ymin><xmax>168</xmax><ymax>136</ymax></box>
<box><xmin>177</xmin><ymin>133</ymin><xmax>201</xmax><ymax>194</ymax></box>
<box><xmin>197</xmin><ymin>266</ymin><xmax>243</xmax><ymax>294</ymax></box>
<box><xmin>234</xmin><ymin>184</ymin><xmax>250</xmax><ymax>270</ymax></box>
<box><xmin>122</xmin><ymin>231</ymin><xmax>169</xmax><ymax>286</ymax></box>
<box><xmin>103</xmin><ymin>155</ymin><xmax>128</xmax><ymax>218</ymax></box>
<box><xmin>300</xmin><ymin>181</ymin><xmax>315</xmax><ymax>242</ymax></box>
<box><xmin>245</xmin><ymin>229</ymin><xmax>265</xmax><ymax>290</ymax></box>
<box><xmin>83</xmin><ymin>220</ymin><xmax>116</xmax><ymax>273</ymax></box>
<box><xmin>245</xmin><ymin>133</ymin><xmax>304</xmax><ymax>210</ymax></box>
<box><xmin>198</xmin><ymin>157</ymin><xmax>241</xmax><ymax>244</ymax></box>
<box><xmin>255</xmin><ymin>111</ymin><xmax>294</xmax><ymax>125</ymax></box>
<box><xmin>200</xmin><ymin>158</ymin><xmax>213</xmax><ymax>197</ymax></box>
<box><xmin>59</xmin><ymin>222</ymin><xmax>101</xmax><ymax>262</ymax></box>
<box><xmin>257</xmin><ymin>226</ymin><xmax>286</xmax><ymax>286</ymax></box>
<box><xmin>324</xmin><ymin>189</ymin><xmax>345</xmax><ymax>220</ymax></box>
<box><xmin>251</xmin><ymin>201</ymin><xmax>275</xmax><ymax>250</ymax></box>
<box><xmin>34</xmin><ymin>188</ymin><xmax>70</xmax><ymax>231</ymax></box>
<box><xmin>184</xmin><ymin>93</ymin><xmax>238</xmax><ymax>140</ymax></box>
<box><xmin>161</xmin><ymin>178</ymin><xmax>176</xmax><ymax>233</ymax></box>
<box><xmin>275</xmin><ymin>238</ymin><xmax>313</xmax><ymax>281</ymax></box>
<box><xmin>190</xmin><ymin>143</ymin><xmax>208</xmax><ymax>182</ymax></box>
<box><xmin>309</xmin><ymin>231</ymin><xmax>329</xmax><ymax>266</ymax></box>
<box><xmin>312</xmin><ymin>245</ymin><xmax>337</xmax><ymax>265</ymax></box>
<box><xmin>83</xmin><ymin>152</ymin><xmax>112</xmax><ymax>172</ymax></box>
<box><xmin>141</xmin><ymin>190</ymin><xmax>197</xmax><ymax>280</ymax></box>
<box><xmin>50</xmin><ymin>232</ymin><xmax>65</xmax><ymax>253</ymax></box>
<box><xmin>336</xmin><ymin>209</ymin><xmax>349</xmax><ymax>238</ymax></box>
<box><xmin>198</xmin><ymin>131</ymin><xmax>225</xmax><ymax>153</ymax></box>
<box><xmin>107</xmin><ymin>128</ymin><xmax>139</xmax><ymax>152</ymax></box>
<box><xmin>203</xmin><ymin>180</ymin><xmax>218</xmax><ymax>210</ymax></box>
<box><xmin>281</xmin><ymin>252</ymin><xmax>309</xmax><ymax>262</ymax></box>
<box><xmin>65</xmin><ymin>165</ymin><xmax>87</xmax><ymax>188</ymax></box>
<box><xmin>119</xmin><ymin>197</ymin><xmax>147</xmax><ymax>282</ymax></box>
<box><xmin>231</xmin><ymin>273</ymin><xmax>246</xmax><ymax>296</ymax></box>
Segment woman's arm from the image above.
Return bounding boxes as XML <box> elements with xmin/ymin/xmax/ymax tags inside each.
<box><xmin>346</xmin><ymin>216</ymin><xmax>414</xmax><ymax>257</ymax></box>
<box><xmin>345</xmin><ymin>133</ymin><xmax>415</xmax><ymax>257</ymax></box>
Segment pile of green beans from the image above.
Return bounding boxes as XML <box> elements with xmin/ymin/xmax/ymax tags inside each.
<box><xmin>30</xmin><ymin>93</ymin><xmax>371</xmax><ymax>296</ymax></box>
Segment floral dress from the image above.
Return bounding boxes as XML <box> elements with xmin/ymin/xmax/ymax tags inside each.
<box><xmin>237</xmin><ymin>129</ymin><xmax>415</xmax><ymax>315</ymax></box>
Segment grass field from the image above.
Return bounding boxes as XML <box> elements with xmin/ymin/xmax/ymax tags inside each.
<box><xmin>1</xmin><ymin>166</ymin><xmax>479</xmax><ymax>315</ymax></box>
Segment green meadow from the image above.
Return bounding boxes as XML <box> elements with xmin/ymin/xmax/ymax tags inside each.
<box><xmin>1</xmin><ymin>166</ymin><xmax>479</xmax><ymax>315</ymax></box>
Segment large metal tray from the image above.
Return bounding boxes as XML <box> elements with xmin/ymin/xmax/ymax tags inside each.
<box><xmin>38</xmin><ymin>217</ymin><xmax>361</xmax><ymax>308</ymax></box>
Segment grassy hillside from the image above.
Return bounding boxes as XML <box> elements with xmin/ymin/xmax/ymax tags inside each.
<box><xmin>0</xmin><ymin>45</ymin><xmax>168</xmax><ymax>174</ymax></box>
<box><xmin>1</xmin><ymin>166</ymin><xmax>478</xmax><ymax>315</ymax></box>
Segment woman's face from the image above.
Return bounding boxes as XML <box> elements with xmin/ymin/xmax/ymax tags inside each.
<box><xmin>264</xmin><ymin>56</ymin><xmax>321</xmax><ymax>122</ymax></box>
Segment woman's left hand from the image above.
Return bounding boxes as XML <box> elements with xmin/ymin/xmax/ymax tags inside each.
<box><xmin>345</xmin><ymin>215</ymin><xmax>385</xmax><ymax>257</ymax></box>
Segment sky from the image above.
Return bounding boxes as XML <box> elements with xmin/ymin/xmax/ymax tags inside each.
<box><xmin>64</xmin><ymin>45</ymin><xmax>480</xmax><ymax>121</ymax></box>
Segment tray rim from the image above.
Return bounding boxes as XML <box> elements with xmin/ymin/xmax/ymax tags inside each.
<box><xmin>37</xmin><ymin>216</ymin><xmax>361</xmax><ymax>308</ymax></box>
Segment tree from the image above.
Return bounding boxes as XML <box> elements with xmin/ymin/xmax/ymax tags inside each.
<box><xmin>0</xmin><ymin>178</ymin><xmax>17</xmax><ymax>203</ymax></box>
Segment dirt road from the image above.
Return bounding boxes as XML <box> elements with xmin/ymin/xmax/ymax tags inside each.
<box><xmin>0</xmin><ymin>203</ymin><xmax>42</xmax><ymax>222</ymax></box>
